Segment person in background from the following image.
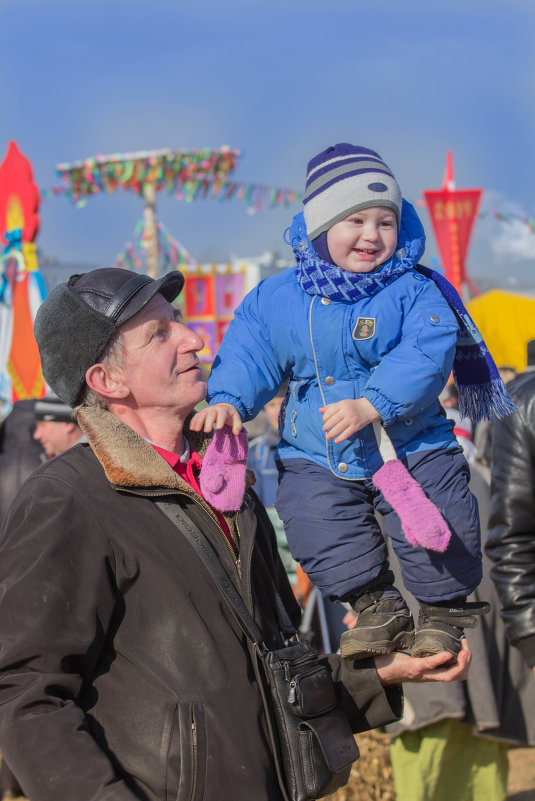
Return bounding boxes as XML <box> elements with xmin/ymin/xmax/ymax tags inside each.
<box><xmin>0</xmin><ymin>395</ymin><xmax>84</xmax><ymax>797</ymax></box>
<box><xmin>383</xmin><ymin>347</ymin><xmax>535</xmax><ymax>801</ymax></box>
<box><xmin>473</xmin><ymin>365</ymin><xmax>518</xmax><ymax>481</ymax></box>
<box><xmin>487</xmin><ymin>339</ymin><xmax>535</xmax><ymax>672</ymax></box>
<box><xmin>247</xmin><ymin>381</ymin><xmax>298</xmax><ymax>585</ymax></box>
<box><xmin>0</xmin><ymin>399</ymin><xmax>45</xmax><ymax>800</ymax></box>
<box><xmin>33</xmin><ymin>392</ymin><xmax>85</xmax><ymax>458</ymax></box>
<box><xmin>0</xmin><ymin>400</ymin><xmax>45</xmax><ymax>526</ymax></box>
<box><xmin>440</xmin><ymin>383</ymin><xmax>477</xmax><ymax>465</ymax></box>
<box><xmin>342</xmin><ymin>410</ymin><xmax>535</xmax><ymax>801</ymax></box>
<box><xmin>385</xmin><ymin>461</ymin><xmax>535</xmax><ymax>801</ymax></box>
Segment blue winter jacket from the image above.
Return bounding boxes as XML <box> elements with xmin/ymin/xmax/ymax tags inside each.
<box><xmin>208</xmin><ymin>201</ymin><xmax>459</xmax><ymax>480</ymax></box>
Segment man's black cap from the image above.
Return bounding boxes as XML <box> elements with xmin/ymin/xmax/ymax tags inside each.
<box><xmin>34</xmin><ymin>268</ymin><xmax>184</xmax><ymax>407</ymax></box>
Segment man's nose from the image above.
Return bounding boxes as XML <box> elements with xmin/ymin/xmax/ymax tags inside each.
<box><xmin>175</xmin><ymin>323</ymin><xmax>204</xmax><ymax>352</ymax></box>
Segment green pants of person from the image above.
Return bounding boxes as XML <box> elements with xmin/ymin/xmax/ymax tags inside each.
<box><xmin>390</xmin><ymin>718</ymin><xmax>509</xmax><ymax>801</ymax></box>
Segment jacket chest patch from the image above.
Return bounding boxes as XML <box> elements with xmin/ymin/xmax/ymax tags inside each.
<box><xmin>352</xmin><ymin>317</ymin><xmax>376</xmax><ymax>340</ymax></box>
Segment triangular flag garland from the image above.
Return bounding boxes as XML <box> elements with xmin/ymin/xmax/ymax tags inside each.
<box><xmin>52</xmin><ymin>147</ymin><xmax>241</xmax><ymax>203</ymax></box>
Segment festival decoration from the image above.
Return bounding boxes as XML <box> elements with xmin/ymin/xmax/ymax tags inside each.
<box><xmin>54</xmin><ymin>147</ymin><xmax>241</xmax><ymax>204</ymax></box>
<box><xmin>0</xmin><ymin>141</ymin><xmax>47</xmax><ymax>407</ymax></box>
<box><xmin>53</xmin><ymin>147</ymin><xmax>243</xmax><ymax>278</ymax></box>
<box><xmin>43</xmin><ymin>173</ymin><xmax>302</xmax><ymax>213</ymax></box>
<box><xmin>115</xmin><ymin>219</ymin><xmax>197</xmax><ymax>273</ymax></box>
<box><xmin>423</xmin><ymin>152</ymin><xmax>483</xmax><ymax>295</ymax></box>
<box><xmin>182</xmin><ymin>262</ymin><xmax>246</xmax><ymax>366</ymax></box>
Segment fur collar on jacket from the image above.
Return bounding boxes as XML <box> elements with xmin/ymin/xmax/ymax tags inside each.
<box><xmin>77</xmin><ymin>407</ymin><xmax>255</xmax><ymax>535</ymax></box>
<box><xmin>77</xmin><ymin>406</ymin><xmax>209</xmax><ymax>491</ymax></box>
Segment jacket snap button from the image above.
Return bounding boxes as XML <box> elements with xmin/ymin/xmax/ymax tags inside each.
<box><xmin>325</xmin><ymin>376</ymin><xmax>335</xmax><ymax>386</ymax></box>
<box><xmin>321</xmin><ymin>297</ymin><xmax>332</xmax><ymax>305</ymax></box>
<box><xmin>338</xmin><ymin>463</ymin><xmax>348</xmax><ymax>473</ymax></box>
<box><xmin>404</xmin><ymin>418</ymin><xmax>413</xmax><ymax>426</ymax></box>
<box><xmin>430</xmin><ymin>314</ymin><xmax>440</xmax><ymax>322</ymax></box>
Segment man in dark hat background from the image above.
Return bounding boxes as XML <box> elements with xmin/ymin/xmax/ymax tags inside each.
<box><xmin>33</xmin><ymin>393</ymin><xmax>85</xmax><ymax>458</ymax></box>
<box><xmin>0</xmin><ymin>268</ymin><xmax>470</xmax><ymax>801</ymax></box>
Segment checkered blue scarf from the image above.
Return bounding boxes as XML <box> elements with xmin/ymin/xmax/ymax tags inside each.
<box><xmin>415</xmin><ymin>265</ymin><xmax>516</xmax><ymax>421</ymax></box>
<box><xmin>290</xmin><ymin>218</ymin><xmax>515</xmax><ymax>422</ymax></box>
<box><xmin>293</xmin><ymin>225</ymin><xmax>410</xmax><ymax>302</ymax></box>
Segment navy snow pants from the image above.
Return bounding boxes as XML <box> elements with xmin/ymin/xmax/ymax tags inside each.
<box><xmin>275</xmin><ymin>447</ymin><xmax>481</xmax><ymax>604</ymax></box>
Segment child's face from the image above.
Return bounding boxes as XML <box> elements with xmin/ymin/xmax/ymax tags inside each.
<box><xmin>326</xmin><ymin>207</ymin><xmax>398</xmax><ymax>273</ymax></box>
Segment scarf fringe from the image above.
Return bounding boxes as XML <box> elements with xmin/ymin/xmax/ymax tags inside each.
<box><xmin>457</xmin><ymin>377</ymin><xmax>518</xmax><ymax>422</ymax></box>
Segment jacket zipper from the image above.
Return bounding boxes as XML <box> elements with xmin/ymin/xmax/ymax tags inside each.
<box><xmin>309</xmin><ymin>295</ymin><xmax>334</xmax><ymax>474</ymax></box>
<box><xmin>308</xmin><ymin>295</ymin><xmax>360</xmax><ymax>482</ymax></box>
<box><xmin>189</xmin><ymin>715</ymin><xmax>197</xmax><ymax>801</ymax></box>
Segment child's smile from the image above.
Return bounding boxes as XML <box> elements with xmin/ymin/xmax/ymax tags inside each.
<box><xmin>326</xmin><ymin>206</ymin><xmax>398</xmax><ymax>273</ymax></box>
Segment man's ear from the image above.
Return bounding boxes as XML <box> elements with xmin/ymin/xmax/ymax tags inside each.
<box><xmin>85</xmin><ymin>363</ymin><xmax>129</xmax><ymax>400</ymax></box>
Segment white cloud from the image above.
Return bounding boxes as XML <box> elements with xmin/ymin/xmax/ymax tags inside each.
<box><xmin>483</xmin><ymin>191</ymin><xmax>535</xmax><ymax>264</ymax></box>
<box><xmin>490</xmin><ymin>218</ymin><xmax>535</xmax><ymax>263</ymax></box>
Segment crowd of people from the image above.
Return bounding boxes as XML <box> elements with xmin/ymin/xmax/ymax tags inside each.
<box><xmin>0</xmin><ymin>142</ymin><xmax>532</xmax><ymax>801</ymax></box>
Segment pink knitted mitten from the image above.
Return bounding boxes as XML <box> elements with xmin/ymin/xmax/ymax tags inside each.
<box><xmin>199</xmin><ymin>426</ymin><xmax>249</xmax><ymax>512</ymax></box>
<box><xmin>372</xmin><ymin>459</ymin><xmax>451</xmax><ymax>552</ymax></box>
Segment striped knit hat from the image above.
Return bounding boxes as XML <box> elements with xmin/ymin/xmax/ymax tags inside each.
<box><xmin>303</xmin><ymin>144</ymin><xmax>402</xmax><ymax>241</ymax></box>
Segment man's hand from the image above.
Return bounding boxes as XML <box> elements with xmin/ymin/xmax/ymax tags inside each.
<box><xmin>374</xmin><ymin>639</ymin><xmax>471</xmax><ymax>685</ymax></box>
<box><xmin>189</xmin><ymin>403</ymin><xmax>243</xmax><ymax>435</ymax></box>
<box><xmin>320</xmin><ymin>398</ymin><xmax>380</xmax><ymax>443</ymax></box>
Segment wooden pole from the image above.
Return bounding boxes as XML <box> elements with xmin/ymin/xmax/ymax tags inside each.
<box><xmin>143</xmin><ymin>182</ymin><xmax>159</xmax><ymax>278</ymax></box>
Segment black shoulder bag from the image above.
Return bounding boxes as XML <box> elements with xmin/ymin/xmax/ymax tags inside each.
<box><xmin>157</xmin><ymin>500</ymin><xmax>359</xmax><ymax>801</ymax></box>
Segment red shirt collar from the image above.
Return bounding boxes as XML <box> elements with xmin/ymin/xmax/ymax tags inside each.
<box><xmin>149</xmin><ymin>441</ymin><xmax>236</xmax><ymax>553</ymax></box>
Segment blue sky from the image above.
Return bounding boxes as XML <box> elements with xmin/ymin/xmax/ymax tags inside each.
<box><xmin>1</xmin><ymin>0</ymin><xmax>534</xmax><ymax>288</ymax></box>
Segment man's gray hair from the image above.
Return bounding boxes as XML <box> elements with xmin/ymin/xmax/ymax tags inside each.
<box><xmin>75</xmin><ymin>329</ymin><xmax>126</xmax><ymax>414</ymax></box>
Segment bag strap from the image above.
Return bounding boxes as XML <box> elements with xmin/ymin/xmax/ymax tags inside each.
<box><xmin>156</xmin><ymin>498</ymin><xmax>268</xmax><ymax>649</ymax></box>
<box><xmin>156</xmin><ymin>498</ymin><xmax>295</xmax><ymax>801</ymax></box>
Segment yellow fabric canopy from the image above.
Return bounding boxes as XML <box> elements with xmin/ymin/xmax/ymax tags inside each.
<box><xmin>467</xmin><ymin>289</ymin><xmax>535</xmax><ymax>372</ymax></box>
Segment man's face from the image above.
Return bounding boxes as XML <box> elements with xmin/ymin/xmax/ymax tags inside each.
<box><xmin>114</xmin><ymin>294</ymin><xmax>207</xmax><ymax>415</ymax></box>
<box><xmin>33</xmin><ymin>420</ymin><xmax>76</xmax><ymax>458</ymax></box>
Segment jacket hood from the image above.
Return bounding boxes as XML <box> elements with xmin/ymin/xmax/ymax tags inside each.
<box><xmin>286</xmin><ymin>198</ymin><xmax>426</xmax><ymax>270</ymax></box>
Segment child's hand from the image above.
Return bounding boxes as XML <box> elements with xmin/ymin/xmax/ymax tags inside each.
<box><xmin>190</xmin><ymin>403</ymin><xmax>243</xmax><ymax>435</ymax></box>
<box><xmin>320</xmin><ymin>398</ymin><xmax>380</xmax><ymax>443</ymax></box>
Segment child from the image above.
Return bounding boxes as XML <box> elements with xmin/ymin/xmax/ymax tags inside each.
<box><xmin>191</xmin><ymin>143</ymin><xmax>513</xmax><ymax>661</ymax></box>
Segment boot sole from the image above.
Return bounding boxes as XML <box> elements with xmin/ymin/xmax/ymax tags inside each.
<box><xmin>412</xmin><ymin>631</ymin><xmax>460</xmax><ymax>662</ymax></box>
<box><xmin>340</xmin><ymin>629</ymin><xmax>415</xmax><ymax>661</ymax></box>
